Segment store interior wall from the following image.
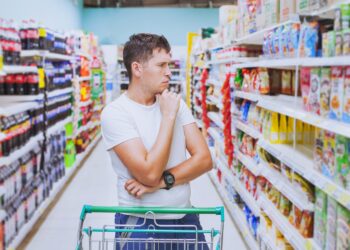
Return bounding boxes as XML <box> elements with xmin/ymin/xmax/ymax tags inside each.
<box><xmin>82</xmin><ymin>8</ymin><xmax>218</xmax><ymax>45</ymax></box>
<box><xmin>0</xmin><ymin>0</ymin><xmax>83</xmax><ymax>30</ymax></box>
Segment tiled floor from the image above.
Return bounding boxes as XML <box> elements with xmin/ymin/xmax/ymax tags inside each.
<box><xmin>25</xmin><ymin>141</ymin><xmax>247</xmax><ymax>250</ymax></box>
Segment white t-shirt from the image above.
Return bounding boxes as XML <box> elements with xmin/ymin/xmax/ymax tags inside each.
<box><xmin>101</xmin><ymin>93</ymin><xmax>195</xmax><ymax>219</ymax></box>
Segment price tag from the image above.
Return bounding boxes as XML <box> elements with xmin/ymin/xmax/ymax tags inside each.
<box><xmin>339</xmin><ymin>193</ymin><xmax>350</xmax><ymax>207</ymax></box>
<box><xmin>38</xmin><ymin>68</ymin><xmax>45</xmax><ymax>89</ymax></box>
<box><xmin>324</xmin><ymin>184</ymin><xmax>337</xmax><ymax>195</ymax></box>
<box><xmin>305</xmin><ymin>240</ymin><xmax>313</xmax><ymax>250</ymax></box>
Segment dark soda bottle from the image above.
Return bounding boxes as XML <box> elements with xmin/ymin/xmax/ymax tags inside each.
<box><xmin>5</xmin><ymin>74</ymin><xmax>15</xmax><ymax>95</ymax></box>
<box><xmin>19</xmin><ymin>20</ymin><xmax>28</xmax><ymax>50</ymax></box>
<box><xmin>15</xmin><ymin>73</ymin><xmax>27</xmax><ymax>95</ymax></box>
<box><xmin>27</xmin><ymin>72</ymin><xmax>38</xmax><ymax>95</ymax></box>
<box><xmin>27</xmin><ymin>20</ymin><xmax>39</xmax><ymax>50</ymax></box>
<box><xmin>0</xmin><ymin>75</ymin><xmax>5</xmax><ymax>94</ymax></box>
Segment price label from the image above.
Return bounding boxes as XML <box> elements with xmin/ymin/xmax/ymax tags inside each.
<box><xmin>38</xmin><ymin>68</ymin><xmax>45</xmax><ymax>89</ymax></box>
<box><xmin>338</xmin><ymin>193</ymin><xmax>350</xmax><ymax>207</ymax></box>
<box><xmin>324</xmin><ymin>184</ymin><xmax>337</xmax><ymax>195</ymax></box>
<box><xmin>305</xmin><ymin>240</ymin><xmax>313</xmax><ymax>250</ymax></box>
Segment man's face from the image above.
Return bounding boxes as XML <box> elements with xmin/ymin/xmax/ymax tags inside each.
<box><xmin>140</xmin><ymin>48</ymin><xmax>172</xmax><ymax>95</ymax></box>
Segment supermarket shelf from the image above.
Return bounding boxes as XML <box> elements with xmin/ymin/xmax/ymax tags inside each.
<box><xmin>234</xmin><ymin>18</ymin><xmax>300</xmax><ymax>45</ymax></box>
<box><xmin>258</xmin><ymin>194</ymin><xmax>316</xmax><ymax>250</ymax></box>
<box><xmin>0</xmin><ymin>101</ymin><xmax>39</xmax><ymax>116</ymax></box>
<box><xmin>21</xmin><ymin>50</ymin><xmax>73</xmax><ymax>61</ymax></box>
<box><xmin>235</xmin><ymin>120</ymin><xmax>260</xmax><ymax>139</ymax></box>
<box><xmin>0</xmin><ymin>132</ymin><xmax>43</xmax><ymax>166</ymax></box>
<box><xmin>47</xmin><ymin>87</ymin><xmax>73</xmax><ymax>98</ymax></box>
<box><xmin>236</xmin><ymin>151</ymin><xmax>261</xmax><ymax>176</ymax></box>
<box><xmin>206</xmin><ymin>95</ymin><xmax>219</xmax><ymax>105</ymax></box>
<box><xmin>299</xmin><ymin>0</ymin><xmax>350</xmax><ymax>16</ymax></box>
<box><xmin>208</xmin><ymin>127</ymin><xmax>222</xmax><ymax>142</ymax></box>
<box><xmin>259</xmin><ymin>161</ymin><xmax>315</xmax><ymax>211</ymax></box>
<box><xmin>258</xmin><ymin>232</ymin><xmax>276</xmax><ymax>250</ymax></box>
<box><xmin>0</xmin><ymin>93</ymin><xmax>44</xmax><ymax>102</ymax></box>
<box><xmin>194</xmin><ymin>106</ymin><xmax>202</xmax><ymax>114</ymax></box>
<box><xmin>47</xmin><ymin>116</ymin><xmax>72</xmax><ymax>136</ymax></box>
<box><xmin>75</xmin><ymin>50</ymin><xmax>92</xmax><ymax>61</ymax></box>
<box><xmin>208</xmin><ymin>112</ymin><xmax>224</xmax><ymax>129</ymax></box>
<box><xmin>301</xmin><ymin>56</ymin><xmax>350</xmax><ymax>67</ymax></box>
<box><xmin>3</xmin><ymin>65</ymin><xmax>38</xmax><ymax>74</ymax></box>
<box><xmin>7</xmin><ymin>134</ymin><xmax>101</xmax><ymax>250</ymax></box>
<box><xmin>77</xmin><ymin>76</ymin><xmax>91</xmax><ymax>82</ymax></box>
<box><xmin>258</xmin><ymin>138</ymin><xmax>350</xmax><ymax>211</ymax></box>
<box><xmin>234</xmin><ymin>91</ymin><xmax>260</xmax><ymax>102</ymax></box>
<box><xmin>207</xmin><ymin>57</ymin><xmax>258</xmax><ymax>65</ymax></box>
<box><xmin>232</xmin><ymin>178</ymin><xmax>261</xmax><ymax>216</ymax></box>
<box><xmin>76</xmin><ymin>120</ymin><xmax>100</xmax><ymax>135</ymax></box>
<box><xmin>208</xmin><ymin>172</ymin><xmax>259</xmax><ymax>250</ymax></box>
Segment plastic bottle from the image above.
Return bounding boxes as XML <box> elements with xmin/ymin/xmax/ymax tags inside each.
<box><xmin>27</xmin><ymin>71</ymin><xmax>39</xmax><ymax>95</ymax></box>
<box><xmin>19</xmin><ymin>20</ymin><xmax>28</xmax><ymax>50</ymax></box>
<box><xmin>5</xmin><ymin>74</ymin><xmax>15</xmax><ymax>95</ymax></box>
<box><xmin>15</xmin><ymin>73</ymin><xmax>27</xmax><ymax>95</ymax></box>
<box><xmin>0</xmin><ymin>75</ymin><xmax>5</xmax><ymax>95</ymax></box>
<box><xmin>27</xmin><ymin>20</ymin><xmax>39</xmax><ymax>50</ymax></box>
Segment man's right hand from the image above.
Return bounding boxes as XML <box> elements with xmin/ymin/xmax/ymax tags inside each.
<box><xmin>158</xmin><ymin>89</ymin><xmax>181</xmax><ymax>119</ymax></box>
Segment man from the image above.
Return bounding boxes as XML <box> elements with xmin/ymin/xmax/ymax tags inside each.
<box><xmin>101</xmin><ymin>33</ymin><xmax>212</xmax><ymax>250</ymax></box>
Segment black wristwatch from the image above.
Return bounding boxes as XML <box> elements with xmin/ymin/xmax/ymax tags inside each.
<box><xmin>162</xmin><ymin>170</ymin><xmax>175</xmax><ymax>190</ymax></box>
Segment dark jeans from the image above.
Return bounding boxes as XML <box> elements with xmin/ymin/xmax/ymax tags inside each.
<box><xmin>114</xmin><ymin>212</ymin><xmax>210</xmax><ymax>250</ymax></box>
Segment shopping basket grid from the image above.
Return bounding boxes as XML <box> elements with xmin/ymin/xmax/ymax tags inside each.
<box><xmin>76</xmin><ymin>205</ymin><xmax>225</xmax><ymax>250</ymax></box>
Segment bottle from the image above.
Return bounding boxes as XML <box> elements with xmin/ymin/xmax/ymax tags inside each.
<box><xmin>15</xmin><ymin>73</ymin><xmax>27</xmax><ymax>95</ymax></box>
<box><xmin>5</xmin><ymin>74</ymin><xmax>15</xmax><ymax>95</ymax></box>
<box><xmin>0</xmin><ymin>75</ymin><xmax>5</xmax><ymax>95</ymax></box>
<box><xmin>27</xmin><ymin>20</ymin><xmax>39</xmax><ymax>50</ymax></box>
<box><xmin>27</xmin><ymin>71</ymin><xmax>39</xmax><ymax>95</ymax></box>
<box><xmin>10</xmin><ymin>20</ymin><xmax>21</xmax><ymax>65</ymax></box>
<box><xmin>19</xmin><ymin>20</ymin><xmax>28</xmax><ymax>50</ymax></box>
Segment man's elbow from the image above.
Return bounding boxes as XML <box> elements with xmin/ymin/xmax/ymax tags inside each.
<box><xmin>138</xmin><ymin>172</ymin><xmax>161</xmax><ymax>187</ymax></box>
<box><xmin>202</xmin><ymin>152</ymin><xmax>213</xmax><ymax>172</ymax></box>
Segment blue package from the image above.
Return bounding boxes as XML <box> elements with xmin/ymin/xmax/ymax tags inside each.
<box><xmin>303</xmin><ymin>21</ymin><xmax>319</xmax><ymax>57</ymax></box>
<box><xmin>289</xmin><ymin>24</ymin><xmax>300</xmax><ymax>58</ymax></box>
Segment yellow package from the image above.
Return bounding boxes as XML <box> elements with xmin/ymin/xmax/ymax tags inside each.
<box><xmin>287</xmin><ymin>116</ymin><xmax>294</xmax><ymax>144</ymax></box>
<box><xmin>303</xmin><ymin>123</ymin><xmax>311</xmax><ymax>145</ymax></box>
<box><xmin>279</xmin><ymin>114</ymin><xmax>288</xmax><ymax>144</ymax></box>
<box><xmin>296</xmin><ymin>120</ymin><xmax>303</xmax><ymax>144</ymax></box>
<box><xmin>270</xmin><ymin>112</ymin><xmax>280</xmax><ymax>144</ymax></box>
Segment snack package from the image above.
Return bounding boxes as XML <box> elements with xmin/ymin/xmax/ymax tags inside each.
<box><xmin>300</xmin><ymin>211</ymin><xmax>314</xmax><ymax>238</ymax></box>
<box><xmin>314</xmin><ymin>188</ymin><xmax>328</xmax><ymax>250</ymax></box>
<box><xmin>279</xmin><ymin>114</ymin><xmax>288</xmax><ymax>144</ymax></box>
<box><xmin>322</xmin><ymin>131</ymin><xmax>337</xmax><ymax>180</ymax></box>
<box><xmin>344</xmin><ymin>29</ymin><xmax>350</xmax><ymax>56</ymax></box>
<box><xmin>234</xmin><ymin>68</ymin><xmax>243</xmax><ymax>90</ymax></box>
<box><xmin>296</xmin><ymin>119</ymin><xmax>303</xmax><ymax>144</ymax></box>
<box><xmin>309</xmin><ymin>67</ymin><xmax>321</xmax><ymax>115</ymax></box>
<box><xmin>328</xmin><ymin>31</ymin><xmax>336</xmax><ymax>57</ymax></box>
<box><xmin>320</xmin><ymin>67</ymin><xmax>332</xmax><ymax>117</ymax></box>
<box><xmin>301</xmin><ymin>67</ymin><xmax>311</xmax><ymax>111</ymax></box>
<box><xmin>281</xmin><ymin>70</ymin><xmax>292</xmax><ymax>95</ymax></box>
<box><xmin>280</xmin><ymin>0</ymin><xmax>296</xmax><ymax>22</ymax></box>
<box><xmin>269</xmin><ymin>187</ymin><xmax>281</xmax><ymax>207</ymax></box>
<box><xmin>279</xmin><ymin>194</ymin><xmax>292</xmax><ymax>217</ymax></box>
<box><xmin>269</xmin><ymin>69</ymin><xmax>281</xmax><ymax>94</ymax></box>
<box><xmin>289</xmin><ymin>24</ymin><xmax>301</xmax><ymax>57</ymax></box>
<box><xmin>281</xmin><ymin>24</ymin><xmax>290</xmax><ymax>57</ymax></box>
<box><xmin>326</xmin><ymin>197</ymin><xmax>338</xmax><ymax>250</ymax></box>
<box><xmin>341</xmin><ymin>3</ymin><xmax>350</xmax><ymax>30</ymax></box>
<box><xmin>258</xmin><ymin>68</ymin><xmax>270</xmax><ymax>94</ymax></box>
<box><xmin>323</xmin><ymin>32</ymin><xmax>329</xmax><ymax>57</ymax></box>
<box><xmin>281</xmin><ymin>163</ymin><xmax>293</xmax><ymax>183</ymax></box>
<box><xmin>301</xmin><ymin>21</ymin><xmax>319</xmax><ymax>57</ymax></box>
<box><xmin>336</xmin><ymin>31</ymin><xmax>343</xmax><ymax>56</ymax></box>
<box><xmin>336</xmin><ymin>204</ymin><xmax>350</xmax><ymax>250</ymax></box>
<box><xmin>289</xmin><ymin>204</ymin><xmax>303</xmax><ymax>229</ymax></box>
<box><xmin>303</xmin><ymin>122</ymin><xmax>311</xmax><ymax>145</ymax></box>
<box><xmin>336</xmin><ymin>135</ymin><xmax>350</xmax><ymax>191</ymax></box>
<box><xmin>330</xmin><ymin>66</ymin><xmax>344</xmax><ymax>121</ymax></box>
<box><xmin>342</xmin><ymin>66</ymin><xmax>350</xmax><ymax>123</ymax></box>
<box><xmin>293</xmin><ymin>171</ymin><xmax>315</xmax><ymax>203</ymax></box>
<box><xmin>287</xmin><ymin>116</ymin><xmax>294</xmax><ymax>144</ymax></box>
<box><xmin>270</xmin><ymin>112</ymin><xmax>280</xmax><ymax>144</ymax></box>
<box><xmin>314</xmin><ymin>127</ymin><xmax>325</xmax><ymax>172</ymax></box>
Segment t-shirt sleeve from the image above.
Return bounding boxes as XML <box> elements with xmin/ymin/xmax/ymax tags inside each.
<box><xmin>101</xmin><ymin>105</ymin><xmax>139</xmax><ymax>150</ymax></box>
<box><xmin>178</xmin><ymin>99</ymin><xmax>195</xmax><ymax>126</ymax></box>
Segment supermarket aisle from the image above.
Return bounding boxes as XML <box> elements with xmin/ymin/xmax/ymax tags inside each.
<box><xmin>25</xmin><ymin>140</ymin><xmax>247</xmax><ymax>250</ymax></box>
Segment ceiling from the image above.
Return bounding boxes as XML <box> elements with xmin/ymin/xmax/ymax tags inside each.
<box><xmin>84</xmin><ymin>0</ymin><xmax>236</xmax><ymax>8</ymax></box>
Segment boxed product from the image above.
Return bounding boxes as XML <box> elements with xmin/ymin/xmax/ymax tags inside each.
<box><xmin>281</xmin><ymin>70</ymin><xmax>292</xmax><ymax>95</ymax></box>
<box><xmin>280</xmin><ymin>0</ymin><xmax>296</xmax><ymax>22</ymax></box>
<box><xmin>336</xmin><ymin>135</ymin><xmax>350</xmax><ymax>190</ymax></box>
<box><xmin>336</xmin><ymin>204</ymin><xmax>350</xmax><ymax>250</ymax></box>
<box><xmin>328</xmin><ymin>31</ymin><xmax>337</xmax><ymax>57</ymax></box>
<box><xmin>314</xmin><ymin>188</ymin><xmax>328</xmax><ymax>250</ymax></box>
<box><xmin>336</xmin><ymin>31</ymin><xmax>343</xmax><ymax>56</ymax></box>
<box><xmin>322</xmin><ymin>131</ymin><xmax>337</xmax><ymax>180</ymax></box>
<box><xmin>292</xmin><ymin>171</ymin><xmax>315</xmax><ymax>203</ymax></box>
<box><xmin>300</xmin><ymin>211</ymin><xmax>314</xmax><ymax>238</ymax></box>
<box><xmin>330</xmin><ymin>66</ymin><xmax>344</xmax><ymax>120</ymax></box>
<box><xmin>344</xmin><ymin>29</ymin><xmax>350</xmax><ymax>55</ymax></box>
<box><xmin>264</xmin><ymin>0</ymin><xmax>280</xmax><ymax>27</ymax></box>
<box><xmin>314</xmin><ymin>128</ymin><xmax>324</xmax><ymax>172</ymax></box>
<box><xmin>297</xmin><ymin>0</ymin><xmax>309</xmax><ymax>12</ymax></box>
<box><xmin>309</xmin><ymin>67</ymin><xmax>321</xmax><ymax>115</ymax></box>
<box><xmin>219</xmin><ymin>5</ymin><xmax>238</xmax><ymax>26</ymax></box>
<box><xmin>343</xmin><ymin>66</ymin><xmax>350</xmax><ymax>123</ymax></box>
<box><xmin>301</xmin><ymin>67</ymin><xmax>311</xmax><ymax>111</ymax></box>
<box><xmin>320</xmin><ymin>67</ymin><xmax>332</xmax><ymax>117</ymax></box>
<box><xmin>326</xmin><ymin>197</ymin><xmax>338</xmax><ymax>250</ymax></box>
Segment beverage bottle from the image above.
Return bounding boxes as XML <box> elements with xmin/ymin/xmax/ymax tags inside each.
<box><xmin>5</xmin><ymin>74</ymin><xmax>15</xmax><ymax>95</ymax></box>
<box><xmin>38</xmin><ymin>23</ymin><xmax>46</xmax><ymax>50</ymax></box>
<box><xmin>2</xmin><ymin>20</ymin><xmax>11</xmax><ymax>65</ymax></box>
<box><xmin>19</xmin><ymin>20</ymin><xmax>28</xmax><ymax>50</ymax></box>
<box><xmin>0</xmin><ymin>75</ymin><xmax>5</xmax><ymax>95</ymax></box>
<box><xmin>27</xmin><ymin>71</ymin><xmax>39</xmax><ymax>95</ymax></box>
<box><xmin>27</xmin><ymin>20</ymin><xmax>39</xmax><ymax>50</ymax></box>
<box><xmin>46</xmin><ymin>28</ymin><xmax>54</xmax><ymax>52</ymax></box>
<box><xmin>15</xmin><ymin>73</ymin><xmax>26</xmax><ymax>95</ymax></box>
<box><xmin>10</xmin><ymin>20</ymin><xmax>21</xmax><ymax>65</ymax></box>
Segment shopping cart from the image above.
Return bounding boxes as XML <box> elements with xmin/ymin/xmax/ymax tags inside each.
<box><xmin>76</xmin><ymin>205</ymin><xmax>225</xmax><ymax>250</ymax></box>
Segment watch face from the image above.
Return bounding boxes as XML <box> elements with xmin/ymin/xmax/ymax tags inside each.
<box><xmin>166</xmin><ymin>174</ymin><xmax>174</xmax><ymax>185</ymax></box>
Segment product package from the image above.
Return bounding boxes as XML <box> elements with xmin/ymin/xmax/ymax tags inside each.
<box><xmin>280</xmin><ymin>0</ymin><xmax>296</xmax><ymax>22</ymax></box>
<box><xmin>293</xmin><ymin>171</ymin><xmax>315</xmax><ymax>203</ymax></box>
<box><xmin>328</xmin><ymin>31</ymin><xmax>336</xmax><ymax>57</ymax></box>
<box><xmin>336</xmin><ymin>31</ymin><xmax>343</xmax><ymax>56</ymax></box>
<box><xmin>336</xmin><ymin>204</ymin><xmax>350</xmax><ymax>250</ymax></box>
<box><xmin>313</xmin><ymin>188</ymin><xmax>328</xmax><ymax>250</ymax></box>
<box><xmin>343</xmin><ymin>66</ymin><xmax>350</xmax><ymax>123</ymax></box>
<box><xmin>322</xmin><ymin>131</ymin><xmax>337</xmax><ymax>180</ymax></box>
<box><xmin>300</xmin><ymin>211</ymin><xmax>314</xmax><ymax>238</ymax></box>
<box><xmin>336</xmin><ymin>135</ymin><xmax>350</xmax><ymax>191</ymax></box>
<box><xmin>314</xmin><ymin>127</ymin><xmax>324</xmax><ymax>172</ymax></box>
<box><xmin>344</xmin><ymin>29</ymin><xmax>350</xmax><ymax>55</ymax></box>
<box><xmin>281</xmin><ymin>70</ymin><xmax>292</xmax><ymax>95</ymax></box>
<box><xmin>309</xmin><ymin>67</ymin><xmax>321</xmax><ymax>115</ymax></box>
<box><xmin>301</xmin><ymin>67</ymin><xmax>311</xmax><ymax>111</ymax></box>
<box><xmin>297</xmin><ymin>0</ymin><xmax>309</xmax><ymax>12</ymax></box>
<box><xmin>326</xmin><ymin>197</ymin><xmax>338</xmax><ymax>250</ymax></box>
<box><xmin>320</xmin><ymin>67</ymin><xmax>332</xmax><ymax>117</ymax></box>
<box><xmin>330</xmin><ymin>66</ymin><xmax>344</xmax><ymax>120</ymax></box>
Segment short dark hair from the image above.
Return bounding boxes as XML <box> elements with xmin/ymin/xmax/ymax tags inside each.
<box><xmin>123</xmin><ymin>33</ymin><xmax>171</xmax><ymax>81</ymax></box>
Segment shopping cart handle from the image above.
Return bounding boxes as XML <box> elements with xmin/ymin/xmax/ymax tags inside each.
<box><xmin>80</xmin><ymin>205</ymin><xmax>225</xmax><ymax>221</ymax></box>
